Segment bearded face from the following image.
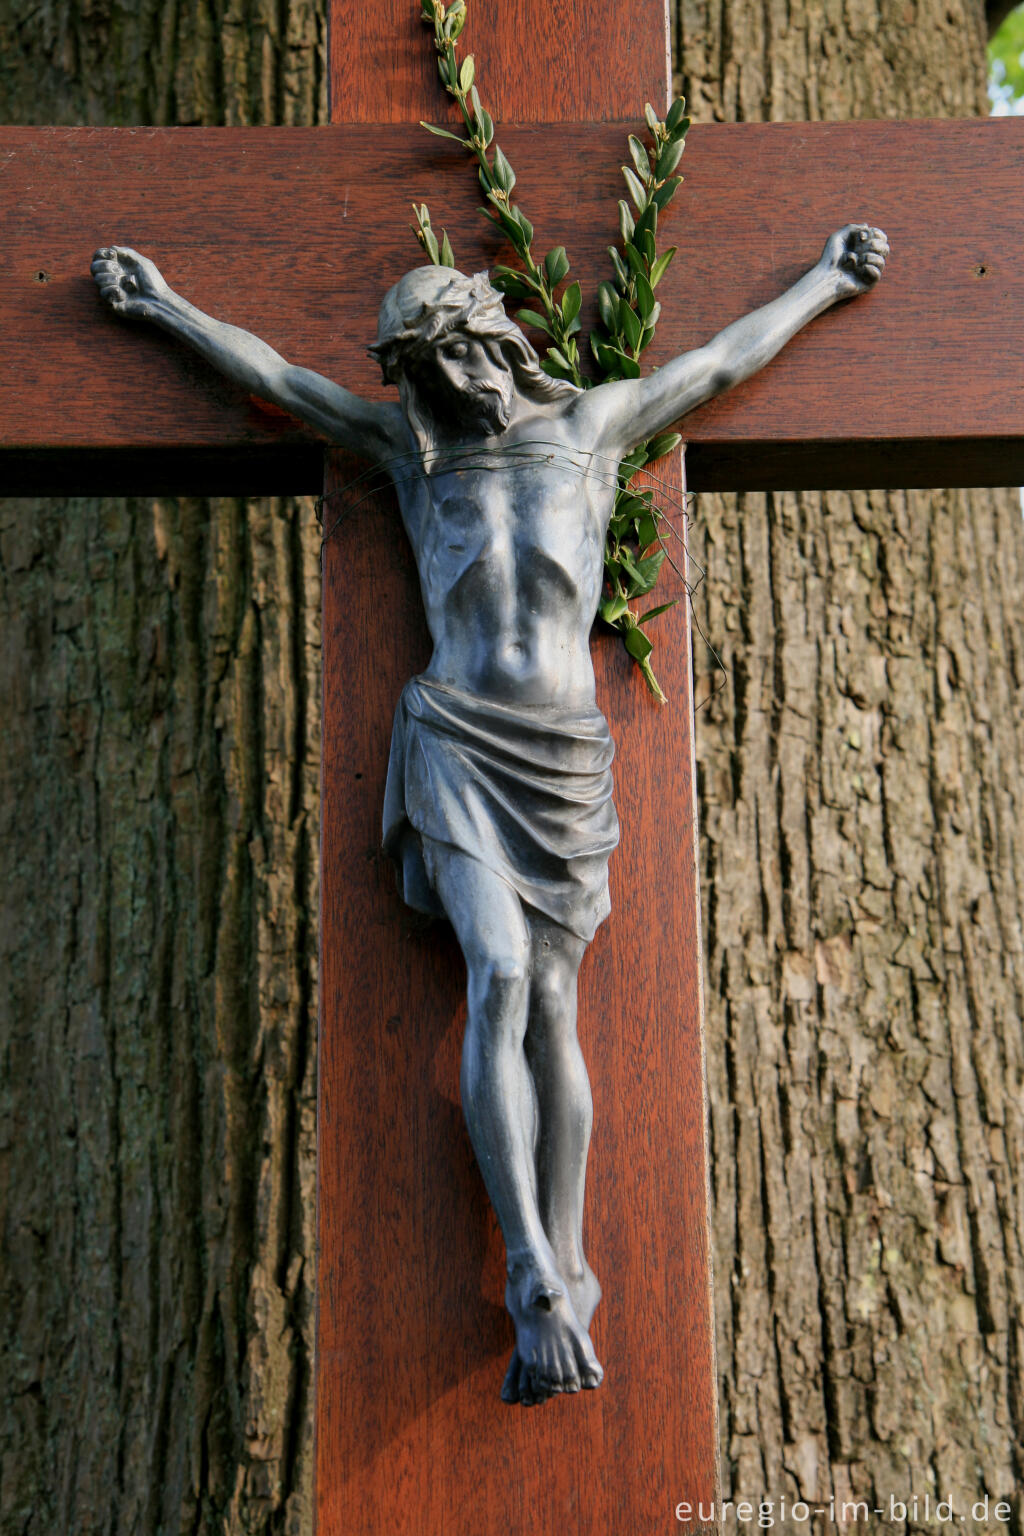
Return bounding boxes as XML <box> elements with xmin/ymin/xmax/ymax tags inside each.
<box><xmin>422</xmin><ymin>332</ymin><xmax>515</xmax><ymax>437</ymax></box>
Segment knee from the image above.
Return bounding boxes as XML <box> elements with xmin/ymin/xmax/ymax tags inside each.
<box><xmin>467</xmin><ymin>946</ymin><xmax>531</xmax><ymax>1019</ymax></box>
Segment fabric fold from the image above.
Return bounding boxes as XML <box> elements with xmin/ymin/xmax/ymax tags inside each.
<box><xmin>382</xmin><ymin>676</ymin><xmax>619</xmax><ymax>942</ymax></box>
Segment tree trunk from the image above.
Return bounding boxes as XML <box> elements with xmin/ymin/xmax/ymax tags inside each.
<box><xmin>2</xmin><ymin>3</ymin><xmax>1022</xmax><ymax>1535</ymax></box>
<box><xmin>675</xmin><ymin>1</ymin><xmax>1024</xmax><ymax>1526</ymax></box>
<box><xmin>0</xmin><ymin>10</ymin><xmax>325</xmax><ymax>1534</ymax></box>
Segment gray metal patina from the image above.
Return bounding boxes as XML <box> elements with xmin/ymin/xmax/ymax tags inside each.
<box><xmin>91</xmin><ymin>226</ymin><xmax>887</xmax><ymax>1406</ymax></box>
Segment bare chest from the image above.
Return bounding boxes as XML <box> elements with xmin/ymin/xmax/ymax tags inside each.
<box><xmin>401</xmin><ymin>453</ymin><xmax>608</xmax><ymax>609</ymax></box>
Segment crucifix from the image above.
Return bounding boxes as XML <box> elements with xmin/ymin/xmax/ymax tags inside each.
<box><xmin>90</xmin><ymin>213</ymin><xmax>885</xmax><ymax>1413</ymax></box>
<box><xmin>3</xmin><ymin>0</ymin><xmax>1023</xmax><ymax>1530</ymax></box>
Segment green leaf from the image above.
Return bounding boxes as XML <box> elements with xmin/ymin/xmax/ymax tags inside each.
<box><xmin>652</xmin><ymin>178</ymin><xmax>682</xmax><ymax>211</ymax></box>
<box><xmin>545</xmin><ymin>345</ymin><xmax>572</xmax><ymax>370</ymax></box>
<box><xmin>440</xmin><ymin>231</ymin><xmax>455</xmax><ymax>267</ymax></box>
<box><xmin>544</xmin><ymin>246</ymin><xmax>570</xmax><ymax>285</ymax></box>
<box><xmin>628</xmin><ymin>134</ymin><xmax>650</xmax><ymax>179</ymax></box>
<box><xmin>666</xmin><ymin>96</ymin><xmax>688</xmax><ymax>131</ymax></box>
<box><xmin>609</xmin><ymin>248</ymin><xmax>629</xmax><ymax>291</ymax></box>
<box><xmin>459</xmin><ymin>54</ymin><xmax>475</xmax><ymax>92</ymax></box>
<box><xmin>420</xmin><ymin>119</ymin><xmax>466</xmax><ymax>142</ymax></box>
<box><xmin>635</xmin><ymin>272</ymin><xmax>655</xmax><ymax>321</ymax></box>
<box><xmin>620</xmin><ymin>546</ymin><xmax>644</xmax><ymax>580</ymax></box>
<box><xmin>634</xmin><ymin>202</ymin><xmax>658</xmax><ymax>245</ymax></box>
<box><xmin>492</xmin><ymin>145</ymin><xmax>516</xmax><ymax>193</ymax></box>
<box><xmin>624</xmin><ymin>624</ymin><xmax>654</xmax><ymax>661</ymax></box>
<box><xmin>611</xmin><ymin>350</ymin><xmax>641</xmax><ymax>379</ymax></box>
<box><xmin>590</xmin><ymin>335</ymin><xmax>620</xmax><ymax>374</ymax></box>
<box><xmin>640</xmin><ymin>226</ymin><xmax>657</xmax><ymax>267</ymax></box>
<box><xmin>619</xmin><ymin>301</ymin><xmax>642</xmax><ymax>352</ymax></box>
<box><xmin>618</xmin><ymin>200</ymin><xmax>635</xmax><ymax>243</ymax></box>
<box><xmin>491</xmin><ymin>267</ymin><xmax>533</xmax><ymax>299</ymax></box>
<box><xmin>644</xmin><ymin>103</ymin><xmax>661</xmax><ymax>136</ymax></box>
<box><xmin>561</xmin><ymin>281</ymin><xmax>582</xmax><ymax>325</ymax></box>
<box><xmin>656</xmin><ymin>137</ymin><xmax>685</xmax><ymax>177</ymax></box>
<box><xmin>477</xmin><ymin>107</ymin><xmax>495</xmax><ymax>146</ymax></box>
<box><xmin>621</xmin><ymin>164</ymin><xmax>647</xmax><ymax>210</ymax></box>
<box><xmin>597</xmin><ymin>281</ymin><xmax>618</xmax><ymax>331</ymax></box>
<box><xmin>541</xmin><ymin>357</ymin><xmax>575</xmax><ymax>381</ymax></box>
<box><xmin>649</xmin><ymin>246</ymin><xmax>677</xmax><ymax>288</ymax></box>
<box><xmin>514</xmin><ymin>208</ymin><xmax>533</xmax><ymax>244</ymax></box>
<box><xmin>639</xmin><ymin>302</ymin><xmax>661</xmax><ymax>340</ymax></box>
<box><xmin>636</xmin><ymin>549</ymin><xmax>666</xmax><ymax>587</ymax></box>
<box><xmin>600</xmin><ymin>595</ymin><xmax>629</xmax><ymax>625</ymax></box>
<box><xmin>623</xmin><ymin>241</ymin><xmax>646</xmax><ymax>279</ymax></box>
<box><xmin>516</xmin><ymin>308</ymin><xmax>553</xmax><ymax>336</ymax></box>
<box><xmin>637</xmin><ymin>512</ymin><xmax>659</xmax><ymax>548</ymax></box>
<box><xmin>644</xmin><ymin>431</ymin><xmax>683</xmax><ymax>460</ymax></box>
<box><xmin>421</xmin><ymin>226</ymin><xmax>440</xmax><ymax>263</ymax></box>
<box><xmin>991</xmin><ymin>5</ymin><xmax>1024</xmax><ymax>97</ymax></box>
<box><xmin>638</xmin><ymin>600</ymin><xmax>678</xmax><ymax>625</ymax></box>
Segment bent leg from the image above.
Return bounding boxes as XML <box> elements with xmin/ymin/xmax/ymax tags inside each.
<box><xmin>525</xmin><ymin>915</ymin><xmax>601</xmax><ymax>1328</ymax></box>
<box><xmin>424</xmin><ymin>841</ymin><xmax>602</xmax><ymax>1405</ymax></box>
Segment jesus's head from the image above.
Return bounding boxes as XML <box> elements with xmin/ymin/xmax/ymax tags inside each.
<box><xmin>369</xmin><ymin>267</ymin><xmax>578</xmax><ymax>455</ymax></box>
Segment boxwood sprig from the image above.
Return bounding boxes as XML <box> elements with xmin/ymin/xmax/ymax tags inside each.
<box><xmin>416</xmin><ymin>0</ymin><xmax>690</xmax><ymax>702</ymax></box>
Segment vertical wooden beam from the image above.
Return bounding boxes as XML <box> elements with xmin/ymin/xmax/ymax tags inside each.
<box><xmin>328</xmin><ymin>0</ymin><xmax>670</xmax><ymax>124</ymax></box>
<box><xmin>318</xmin><ymin>2</ymin><xmax>718</xmax><ymax>1531</ymax></box>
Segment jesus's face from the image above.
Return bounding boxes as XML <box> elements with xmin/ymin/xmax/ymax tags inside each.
<box><xmin>428</xmin><ymin>332</ymin><xmax>514</xmax><ymax>436</ymax></box>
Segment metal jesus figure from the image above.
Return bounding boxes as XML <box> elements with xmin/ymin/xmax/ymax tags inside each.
<box><xmin>91</xmin><ymin>223</ymin><xmax>887</xmax><ymax>1407</ymax></box>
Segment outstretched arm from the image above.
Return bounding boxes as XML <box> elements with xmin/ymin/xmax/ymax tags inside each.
<box><xmin>91</xmin><ymin>247</ymin><xmax>402</xmax><ymax>463</ymax></box>
<box><xmin>586</xmin><ymin>224</ymin><xmax>888</xmax><ymax>458</ymax></box>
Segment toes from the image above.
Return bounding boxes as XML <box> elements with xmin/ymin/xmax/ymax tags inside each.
<box><xmin>519</xmin><ymin>1362</ymin><xmax>543</xmax><ymax>1406</ymax></box>
<box><xmin>580</xmin><ymin>1362</ymin><xmax>604</xmax><ymax>1391</ymax></box>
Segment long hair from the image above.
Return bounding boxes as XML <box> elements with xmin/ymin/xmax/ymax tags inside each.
<box><xmin>369</xmin><ymin>268</ymin><xmax>579</xmax><ymax>459</ymax></box>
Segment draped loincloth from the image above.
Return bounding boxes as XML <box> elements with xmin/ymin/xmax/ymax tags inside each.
<box><xmin>382</xmin><ymin>676</ymin><xmax>619</xmax><ymax>943</ymax></box>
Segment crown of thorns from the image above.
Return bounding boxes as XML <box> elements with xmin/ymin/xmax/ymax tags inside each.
<box><xmin>369</xmin><ymin>268</ymin><xmax>505</xmax><ymax>383</ymax></box>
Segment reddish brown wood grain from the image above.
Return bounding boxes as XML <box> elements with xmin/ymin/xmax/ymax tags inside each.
<box><xmin>317</xmin><ymin>449</ymin><xmax>718</xmax><ymax>1536</ymax></box>
<box><xmin>319</xmin><ymin>7</ymin><xmax>715</xmax><ymax>1523</ymax></box>
<box><xmin>328</xmin><ymin>0</ymin><xmax>670</xmax><ymax>125</ymax></box>
<box><xmin>2</xmin><ymin>119</ymin><xmax>1024</xmax><ymax>493</ymax></box>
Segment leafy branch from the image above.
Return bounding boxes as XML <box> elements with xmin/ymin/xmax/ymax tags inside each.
<box><xmin>416</xmin><ymin>0</ymin><xmax>690</xmax><ymax>702</ymax></box>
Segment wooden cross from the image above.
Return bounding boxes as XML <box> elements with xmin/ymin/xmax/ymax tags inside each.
<box><xmin>3</xmin><ymin>0</ymin><xmax>1022</xmax><ymax>1532</ymax></box>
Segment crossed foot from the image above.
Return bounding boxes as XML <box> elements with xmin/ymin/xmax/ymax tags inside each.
<box><xmin>501</xmin><ymin>1260</ymin><xmax>603</xmax><ymax>1407</ymax></box>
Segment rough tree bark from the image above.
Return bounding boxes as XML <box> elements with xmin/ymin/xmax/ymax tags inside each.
<box><xmin>1</xmin><ymin>3</ymin><xmax>1022</xmax><ymax>1536</ymax></box>
<box><xmin>675</xmin><ymin>0</ymin><xmax>1024</xmax><ymax>1527</ymax></box>
<box><xmin>0</xmin><ymin>8</ymin><xmax>325</xmax><ymax>1535</ymax></box>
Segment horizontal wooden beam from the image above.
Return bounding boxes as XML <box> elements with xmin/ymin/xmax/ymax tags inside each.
<box><xmin>1</xmin><ymin>118</ymin><xmax>1022</xmax><ymax>495</ymax></box>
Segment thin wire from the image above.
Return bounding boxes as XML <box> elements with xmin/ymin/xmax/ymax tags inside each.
<box><xmin>318</xmin><ymin>438</ymin><xmax>695</xmax><ymax>556</ymax></box>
